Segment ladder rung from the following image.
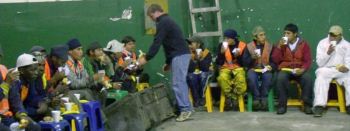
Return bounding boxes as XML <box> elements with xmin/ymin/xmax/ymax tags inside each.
<box><xmin>194</xmin><ymin>31</ymin><xmax>221</xmax><ymax>37</ymax></box>
<box><xmin>191</xmin><ymin>7</ymin><xmax>220</xmax><ymax>13</ymax></box>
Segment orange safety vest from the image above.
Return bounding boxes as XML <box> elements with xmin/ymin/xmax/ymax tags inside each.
<box><xmin>247</xmin><ymin>41</ymin><xmax>271</xmax><ymax>66</ymax></box>
<box><xmin>66</xmin><ymin>59</ymin><xmax>84</xmax><ymax>75</ymax></box>
<box><xmin>0</xmin><ymin>98</ymin><xmax>13</xmax><ymax>117</ymax></box>
<box><xmin>44</xmin><ymin>59</ymin><xmax>51</xmax><ymax>81</ymax></box>
<box><xmin>222</xmin><ymin>41</ymin><xmax>246</xmax><ymax>69</ymax></box>
<box><xmin>0</xmin><ymin>65</ymin><xmax>8</xmax><ymax>80</ymax></box>
<box><xmin>0</xmin><ymin>82</ymin><xmax>13</xmax><ymax>117</ymax></box>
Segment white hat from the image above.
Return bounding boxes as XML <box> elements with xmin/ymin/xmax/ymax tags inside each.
<box><xmin>104</xmin><ymin>39</ymin><xmax>124</xmax><ymax>53</ymax></box>
<box><xmin>16</xmin><ymin>53</ymin><xmax>38</xmax><ymax>68</ymax></box>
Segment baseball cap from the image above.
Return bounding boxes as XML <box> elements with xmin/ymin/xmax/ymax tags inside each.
<box><xmin>104</xmin><ymin>39</ymin><xmax>124</xmax><ymax>53</ymax></box>
<box><xmin>16</xmin><ymin>53</ymin><xmax>38</xmax><ymax>68</ymax></box>
<box><xmin>329</xmin><ymin>25</ymin><xmax>343</xmax><ymax>35</ymax></box>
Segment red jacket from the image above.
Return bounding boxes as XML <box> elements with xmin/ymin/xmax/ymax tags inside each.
<box><xmin>271</xmin><ymin>38</ymin><xmax>312</xmax><ymax>70</ymax></box>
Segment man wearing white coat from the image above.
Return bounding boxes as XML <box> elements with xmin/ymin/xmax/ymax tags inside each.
<box><xmin>313</xmin><ymin>25</ymin><xmax>350</xmax><ymax>117</ymax></box>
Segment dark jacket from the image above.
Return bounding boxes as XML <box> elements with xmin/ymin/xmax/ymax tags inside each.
<box><xmin>188</xmin><ymin>50</ymin><xmax>212</xmax><ymax>73</ymax></box>
<box><xmin>9</xmin><ymin>79</ymin><xmax>46</xmax><ymax>117</ymax></box>
<box><xmin>145</xmin><ymin>14</ymin><xmax>190</xmax><ymax>64</ymax></box>
<box><xmin>271</xmin><ymin>38</ymin><xmax>312</xmax><ymax>70</ymax></box>
<box><xmin>215</xmin><ymin>42</ymin><xmax>250</xmax><ymax>67</ymax></box>
<box><xmin>245</xmin><ymin>44</ymin><xmax>277</xmax><ymax>70</ymax></box>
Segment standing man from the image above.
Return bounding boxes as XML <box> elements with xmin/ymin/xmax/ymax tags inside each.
<box><xmin>272</xmin><ymin>23</ymin><xmax>313</xmax><ymax>115</ymax></box>
<box><xmin>313</xmin><ymin>25</ymin><xmax>350</xmax><ymax>117</ymax></box>
<box><xmin>138</xmin><ymin>4</ymin><xmax>192</xmax><ymax>122</ymax></box>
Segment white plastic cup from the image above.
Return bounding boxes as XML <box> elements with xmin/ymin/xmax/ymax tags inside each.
<box><xmin>232</xmin><ymin>48</ymin><xmax>240</xmax><ymax>54</ymax></box>
<box><xmin>254</xmin><ymin>49</ymin><xmax>261</xmax><ymax>56</ymax></box>
<box><xmin>51</xmin><ymin>110</ymin><xmax>61</xmax><ymax>123</ymax></box>
<box><xmin>222</xmin><ymin>41</ymin><xmax>228</xmax><ymax>49</ymax></box>
<box><xmin>136</xmin><ymin>77</ymin><xmax>140</xmax><ymax>84</ymax></box>
<box><xmin>61</xmin><ymin>97</ymin><xmax>69</xmax><ymax>103</ymax></box>
<box><xmin>282</xmin><ymin>37</ymin><xmax>288</xmax><ymax>44</ymax></box>
<box><xmin>98</xmin><ymin>70</ymin><xmax>106</xmax><ymax>81</ymax></box>
<box><xmin>10</xmin><ymin>122</ymin><xmax>25</xmax><ymax>131</ymax></box>
<box><xmin>195</xmin><ymin>49</ymin><xmax>202</xmax><ymax>56</ymax></box>
<box><xmin>74</xmin><ymin>94</ymin><xmax>81</xmax><ymax>100</ymax></box>
<box><xmin>64</xmin><ymin>103</ymin><xmax>73</xmax><ymax>112</ymax></box>
<box><xmin>330</xmin><ymin>41</ymin><xmax>337</xmax><ymax>46</ymax></box>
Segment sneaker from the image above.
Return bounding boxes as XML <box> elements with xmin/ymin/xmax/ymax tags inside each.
<box><xmin>304</xmin><ymin>105</ymin><xmax>313</xmax><ymax>115</ymax></box>
<box><xmin>276</xmin><ymin>106</ymin><xmax>286</xmax><ymax>115</ymax></box>
<box><xmin>175</xmin><ymin>111</ymin><xmax>192</xmax><ymax>122</ymax></box>
<box><xmin>260</xmin><ymin>100</ymin><xmax>268</xmax><ymax>111</ymax></box>
<box><xmin>253</xmin><ymin>100</ymin><xmax>261</xmax><ymax>111</ymax></box>
<box><xmin>313</xmin><ymin>106</ymin><xmax>324</xmax><ymax>117</ymax></box>
<box><xmin>224</xmin><ymin>98</ymin><xmax>233</xmax><ymax>111</ymax></box>
<box><xmin>346</xmin><ymin>106</ymin><xmax>350</xmax><ymax>115</ymax></box>
<box><xmin>232</xmin><ymin>99</ymin><xmax>239</xmax><ymax>111</ymax></box>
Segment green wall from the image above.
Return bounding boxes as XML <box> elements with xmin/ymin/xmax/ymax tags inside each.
<box><xmin>1</xmin><ymin>0</ymin><xmax>350</xmax><ymax>83</ymax></box>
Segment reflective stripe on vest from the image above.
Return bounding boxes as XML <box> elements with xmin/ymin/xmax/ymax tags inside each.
<box><xmin>0</xmin><ymin>65</ymin><xmax>8</xmax><ymax>80</ymax></box>
<box><xmin>21</xmin><ymin>85</ymin><xmax>28</xmax><ymax>101</ymax></box>
<box><xmin>44</xmin><ymin>60</ymin><xmax>51</xmax><ymax>81</ymax></box>
<box><xmin>0</xmin><ymin>98</ymin><xmax>13</xmax><ymax>117</ymax></box>
<box><xmin>222</xmin><ymin>41</ymin><xmax>246</xmax><ymax>69</ymax></box>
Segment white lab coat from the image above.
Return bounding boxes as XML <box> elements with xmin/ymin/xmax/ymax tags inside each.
<box><xmin>314</xmin><ymin>36</ymin><xmax>350</xmax><ymax>106</ymax></box>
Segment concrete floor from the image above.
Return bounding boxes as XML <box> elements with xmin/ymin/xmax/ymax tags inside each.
<box><xmin>153</xmin><ymin>108</ymin><xmax>350</xmax><ymax>131</ymax></box>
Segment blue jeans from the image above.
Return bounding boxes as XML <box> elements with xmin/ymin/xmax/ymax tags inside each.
<box><xmin>247</xmin><ymin>69</ymin><xmax>272</xmax><ymax>101</ymax></box>
<box><xmin>187</xmin><ymin>72</ymin><xmax>209</xmax><ymax>107</ymax></box>
<box><xmin>171</xmin><ymin>54</ymin><xmax>192</xmax><ymax>112</ymax></box>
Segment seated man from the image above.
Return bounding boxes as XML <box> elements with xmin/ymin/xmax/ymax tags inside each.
<box><xmin>0</xmin><ymin>59</ymin><xmax>20</xmax><ymax>129</ymax></box>
<box><xmin>66</xmin><ymin>39</ymin><xmax>96</xmax><ymax>101</ymax></box>
<box><xmin>44</xmin><ymin>45</ymin><xmax>70</xmax><ymax>97</ymax></box>
<box><xmin>8</xmin><ymin>54</ymin><xmax>42</xmax><ymax>130</ymax></box>
<box><xmin>313</xmin><ymin>25</ymin><xmax>350</xmax><ymax>117</ymax></box>
<box><xmin>118</xmin><ymin>36</ymin><xmax>148</xmax><ymax>92</ymax></box>
<box><xmin>186</xmin><ymin>36</ymin><xmax>212</xmax><ymax>108</ymax></box>
<box><xmin>216</xmin><ymin>29</ymin><xmax>248</xmax><ymax>110</ymax></box>
<box><xmin>272</xmin><ymin>23</ymin><xmax>313</xmax><ymax>115</ymax></box>
<box><xmin>246</xmin><ymin>26</ymin><xmax>274</xmax><ymax>111</ymax></box>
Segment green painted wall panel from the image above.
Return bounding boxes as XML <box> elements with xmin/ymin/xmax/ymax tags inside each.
<box><xmin>1</xmin><ymin>0</ymin><xmax>350</xmax><ymax>83</ymax></box>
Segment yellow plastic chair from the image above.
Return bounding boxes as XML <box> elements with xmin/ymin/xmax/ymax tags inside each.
<box><xmin>188</xmin><ymin>75</ymin><xmax>214</xmax><ymax>113</ymax></box>
<box><xmin>287</xmin><ymin>80</ymin><xmax>303</xmax><ymax>108</ymax></box>
<box><xmin>204</xmin><ymin>84</ymin><xmax>213</xmax><ymax>113</ymax></box>
<box><xmin>327</xmin><ymin>80</ymin><xmax>346</xmax><ymax>112</ymax></box>
<box><xmin>219</xmin><ymin>91</ymin><xmax>245</xmax><ymax>112</ymax></box>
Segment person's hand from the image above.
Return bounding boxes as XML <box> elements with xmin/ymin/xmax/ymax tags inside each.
<box><xmin>162</xmin><ymin>64</ymin><xmax>171</xmax><ymax>72</ymax></box>
<box><xmin>5</xmin><ymin>69</ymin><xmax>19</xmax><ymax>84</ymax></box>
<box><xmin>50</xmin><ymin>96</ymin><xmax>61</xmax><ymax>107</ymax></box>
<box><xmin>112</xmin><ymin>82</ymin><xmax>122</xmax><ymax>89</ymax></box>
<box><xmin>19</xmin><ymin>116</ymin><xmax>30</xmax><ymax>129</ymax></box>
<box><xmin>138</xmin><ymin>56</ymin><xmax>147</xmax><ymax>66</ymax></box>
<box><xmin>337</xmin><ymin>65</ymin><xmax>349</xmax><ymax>73</ymax></box>
<box><xmin>37</xmin><ymin>102</ymin><xmax>49</xmax><ymax>114</ymax></box>
<box><xmin>120</xmin><ymin>62</ymin><xmax>129</xmax><ymax>69</ymax></box>
<box><xmin>252</xmin><ymin>52</ymin><xmax>261</xmax><ymax>59</ymax></box>
<box><xmin>327</xmin><ymin>44</ymin><xmax>335</xmax><ymax>55</ymax></box>
<box><xmin>233</xmin><ymin>49</ymin><xmax>240</xmax><ymax>57</ymax></box>
<box><xmin>220</xmin><ymin>46</ymin><xmax>227</xmax><ymax>54</ymax></box>
<box><xmin>277</xmin><ymin>38</ymin><xmax>286</xmax><ymax>48</ymax></box>
<box><xmin>52</xmin><ymin>72</ymin><xmax>66</xmax><ymax>83</ymax></box>
<box><xmin>295</xmin><ymin>68</ymin><xmax>305</xmax><ymax>75</ymax></box>
<box><xmin>93</xmin><ymin>73</ymin><xmax>100</xmax><ymax>81</ymax></box>
<box><xmin>54</xmin><ymin>84</ymin><xmax>69</xmax><ymax>95</ymax></box>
